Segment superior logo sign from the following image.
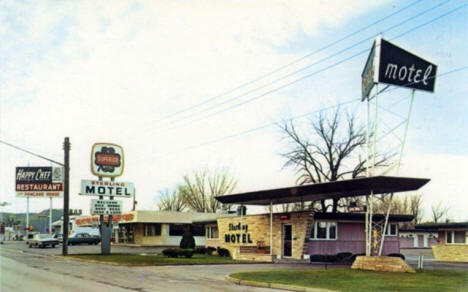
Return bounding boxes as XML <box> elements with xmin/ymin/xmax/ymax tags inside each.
<box><xmin>91</xmin><ymin>143</ymin><xmax>124</xmax><ymax>178</ymax></box>
<box><xmin>80</xmin><ymin>179</ymin><xmax>134</xmax><ymax>197</ymax></box>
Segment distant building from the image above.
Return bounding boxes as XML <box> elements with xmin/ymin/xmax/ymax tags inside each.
<box><xmin>416</xmin><ymin>222</ymin><xmax>468</xmax><ymax>262</ymax></box>
<box><xmin>75</xmin><ymin>211</ymin><xmax>221</xmax><ymax>247</ymax></box>
<box><xmin>399</xmin><ymin>228</ymin><xmax>438</xmax><ymax>249</ymax></box>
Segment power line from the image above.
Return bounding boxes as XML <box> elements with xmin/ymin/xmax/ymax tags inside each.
<box><xmin>157</xmin><ymin>66</ymin><xmax>467</xmax><ymax>157</ymax></box>
<box><xmin>0</xmin><ymin>139</ymin><xmax>64</xmax><ymax>166</ymax></box>
<box><xmin>157</xmin><ymin>1</ymin><xmax>456</xmax><ymax>132</ymax></box>
<box><xmin>155</xmin><ymin>0</ymin><xmax>424</xmax><ymax>123</ymax></box>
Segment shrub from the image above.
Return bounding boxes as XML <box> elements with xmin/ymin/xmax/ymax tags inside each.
<box><xmin>217</xmin><ymin>247</ymin><xmax>230</xmax><ymax>257</ymax></box>
<box><xmin>179</xmin><ymin>228</ymin><xmax>196</xmax><ymax>249</ymax></box>
<box><xmin>387</xmin><ymin>253</ymin><xmax>405</xmax><ymax>260</ymax></box>
<box><xmin>335</xmin><ymin>252</ymin><xmax>353</xmax><ymax>263</ymax></box>
<box><xmin>325</xmin><ymin>255</ymin><xmax>337</xmax><ymax>262</ymax></box>
<box><xmin>182</xmin><ymin>249</ymin><xmax>194</xmax><ymax>258</ymax></box>
<box><xmin>350</xmin><ymin>253</ymin><xmax>365</xmax><ymax>263</ymax></box>
<box><xmin>309</xmin><ymin>254</ymin><xmax>326</xmax><ymax>262</ymax></box>
<box><xmin>194</xmin><ymin>247</ymin><xmax>207</xmax><ymax>254</ymax></box>
<box><xmin>206</xmin><ymin>247</ymin><xmax>216</xmax><ymax>255</ymax></box>
<box><xmin>162</xmin><ymin>248</ymin><xmax>179</xmax><ymax>258</ymax></box>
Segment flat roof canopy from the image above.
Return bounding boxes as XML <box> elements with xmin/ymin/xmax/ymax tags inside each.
<box><xmin>215</xmin><ymin>176</ymin><xmax>430</xmax><ymax>205</ymax></box>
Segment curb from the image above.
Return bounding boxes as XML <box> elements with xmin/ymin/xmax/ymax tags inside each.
<box><xmin>225</xmin><ymin>276</ymin><xmax>337</xmax><ymax>292</ymax></box>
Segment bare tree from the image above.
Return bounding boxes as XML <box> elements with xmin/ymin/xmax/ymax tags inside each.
<box><xmin>431</xmin><ymin>202</ymin><xmax>448</xmax><ymax>223</ymax></box>
<box><xmin>409</xmin><ymin>194</ymin><xmax>424</xmax><ymax>224</ymax></box>
<box><xmin>280</xmin><ymin>107</ymin><xmax>391</xmax><ymax>212</ymax></box>
<box><xmin>179</xmin><ymin>168</ymin><xmax>237</xmax><ymax>213</ymax></box>
<box><xmin>157</xmin><ymin>189</ymin><xmax>186</xmax><ymax>212</ymax></box>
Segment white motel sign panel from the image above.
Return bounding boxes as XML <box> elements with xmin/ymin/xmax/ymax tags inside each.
<box><xmin>15</xmin><ymin>167</ymin><xmax>64</xmax><ymax>198</ymax></box>
<box><xmin>90</xmin><ymin>199</ymin><xmax>123</xmax><ymax>215</ymax></box>
<box><xmin>362</xmin><ymin>37</ymin><xmax>437</xmax><ymax>100</ymax></box>
<box><xmin>91</xmin><ymin>143</ymin><xmax>124</xmax><ymax>178</ymax></box>
<box><xmin>80</xmin><ymin>180</ymin><xmax>134</xmax><ymax>197</ymax></box>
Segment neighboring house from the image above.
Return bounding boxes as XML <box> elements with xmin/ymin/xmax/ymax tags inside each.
<box><xmin>399</xmin><ymin>229</ymin><xmax>438</xmax><ymax>249</ymax></box>
<box><xmin>416</xmin><ymin>222</ymin><xmax>468</xmax><ymax>262</ymax></box>
<box><xmin>203</xmin><ymin>211</ymin><xmax>413</xmax><ymax>261</ymax></box>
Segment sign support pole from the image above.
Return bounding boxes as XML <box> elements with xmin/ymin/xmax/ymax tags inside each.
<box><xmin>378</xmin><ymin>89</ymin><xmax>416</xmax><ymax>256</ymax></box>
<box><xmin>62</xmin><ymin>137</ymin><xmax>70</xmax><ymax>256</ymax></box>
<box><xmin>26</xmin><ymin>196</ymin><xmax>29</xmax><ymax>238</ymax></box>
<box><xmin>49</xmin><ymin>198</ymin><xmax>53</xmax><ymax>235</ymax></box>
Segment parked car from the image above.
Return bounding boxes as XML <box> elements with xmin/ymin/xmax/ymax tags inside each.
<box><xmin>25</xmin><ymin>232</ymin><xmax>39</xmax><ymax>244</ymax></box>
<box><xmin>28</xmin><ymin>233</ymin><xmax>59</xmax><ymax>248</ymax></box>
<box><xmin>67</xmin><ymin>233</ymin><xmax>100</xmax><ymax>245</ymax></box>
<box><xmin>53</xmin><ymin>233</ymin><xmax>63</xmax><ymax>243</ymax></box>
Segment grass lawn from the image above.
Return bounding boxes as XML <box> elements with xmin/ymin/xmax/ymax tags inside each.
<box><xmin>231</xmin><ymin>269</ymin><xmax>468</xmax><ymax>292</ymax></box>
<box><xmin>67</xmin><ymin>253</ymin><xmax>256</xmax><ymax>266</ymax></box>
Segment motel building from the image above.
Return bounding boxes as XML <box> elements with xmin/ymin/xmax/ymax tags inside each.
<box><xmin>415</xmin><ymin>222</ymin><xmax>468</xmax><ymax>262</ymax></box>
<box><xmin>75</xmin><ymin>211</ymin><xmax>219</xmax><ymax>246</ymax></box>
<box><xmin>206</xmin><ymin>176</ymin><xmax>429</xmax><ymax>262</ymax></box>
<box><xmin>204</xmin><ymin>211</ymin><xmax>412</xmax><ymax>261</ymax></box>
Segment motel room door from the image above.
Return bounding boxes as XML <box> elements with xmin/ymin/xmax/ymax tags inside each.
<box><xmin>283</xmin><ymin>224</ymin><xmax>292</xmax><ymax>257</ymax></box>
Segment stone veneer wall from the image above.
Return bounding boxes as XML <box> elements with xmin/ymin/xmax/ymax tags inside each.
<box><xmin>432</xmin><ymin>245</ymin><xmax>468</xmax><ymax>262</ymax></box>
<box><xmin>216</xmin><ymin>212</ymin><xmax>310</xmax><ymax>260</ymax></box>
<box><xmin>351</xmin><ymin>256</ymin><xmax>415</xmax><ymax>273</ymax></box>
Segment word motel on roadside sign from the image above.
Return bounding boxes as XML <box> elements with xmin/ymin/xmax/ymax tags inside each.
<box><xmin>80</xmin><ymin>179</ymin><xmax>134</xmax><ymax>197</ymax></box>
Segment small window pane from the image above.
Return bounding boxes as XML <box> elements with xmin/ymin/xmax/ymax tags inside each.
<box><xmin>211</xmin><ymin>227</ymin><xmax>218</xmax><ymax>239</ymax></box>
<box><xmin>447</xmin><ymin>232</ymin><xmax>452</xmax><ymax>243</ymax></box>
<box><xmin>317</xmin><ymin>222</ymin><xmax>327</xmax><ymax>239</ymax></box>
<box><xmin>390</xmin><ymin>224</ymin><xmax>397</xmax><ymax>235</ymax></box>
<box><xmin>169</xmin><ymin>224</ymin><xmax>185</xmax><ymax>236</ymax></box>
<box><xmin>328</xmin><ymin>223</ymin><xmax>337</xmax><ymax>239</ymax></box>
<box><xmin>454</xmin><ymin>231</ymin><xmax>466</xmax><ymax>243</ymax></box>
<box><xmin>310</xmin><ymin>222</ymin><xmax>315</xmax><ymax>239</ymax></box>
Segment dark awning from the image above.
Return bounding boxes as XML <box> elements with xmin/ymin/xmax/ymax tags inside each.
<box><xmin>415</xmin><ymin>222</ymin><xmax>468</xmax><ymax>230</ymax></box>
<box><xmin>314</xmin><ymin>212</ymin><xmax>414</xmax><ymax>222</ymax></box>
<box><xmin>215</xmin><ymin>176</ymin><xmax>430</xmax><ymax>205</ymax></box>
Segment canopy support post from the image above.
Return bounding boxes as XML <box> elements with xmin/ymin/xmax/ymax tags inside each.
<box><xmin>270</xmin><ymin>200</ymin><xmax>273</xmax><ymax>260</ymax></box>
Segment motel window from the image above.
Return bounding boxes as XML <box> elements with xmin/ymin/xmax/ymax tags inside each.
<box><xmin>169</xmin><ymin>224</ymin><xmax>185</xmax><ymax>236</ymax></box>
<box><xmin>143</xmin><ymin>224</ymin><xmax>161</xmax><ymax>236</ymax></box>
<box><xmin>446</xmin><ymin>231</ymin><xmax>466</xmax><ymax>244</ymax></box>
<box><xmin>310</xmin><ymin>221</ymin><xmax>337</xmax><ymax>240</ymax></box>
<box><xmin>191</xmin><ymin>224</ymin><xmax>206</xmax><ymax>237</ymax></box>
<box><xmin>206</xmin><ymin>226</ymin><xmax>219</xmax><ymax>239</ymax></box>
<box><xmin>385</xmin><ymin>223</ymin><xmax>398</xmax><ymax>236</ymax></box>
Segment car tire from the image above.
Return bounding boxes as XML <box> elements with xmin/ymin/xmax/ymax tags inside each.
<box><xmin>52</xmin><ymin>244</ymin><xmax>56</xmax><ymax>248</ymax></box>
<box><xmin>28</xmin><ymin>244</ymin><xmax>32</xmax><ymax>248</ymax></box>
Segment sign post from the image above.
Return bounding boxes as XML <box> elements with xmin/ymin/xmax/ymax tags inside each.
<box><xmin>82</xmin><ymin>143</ymin><xmax>132</xmax><ymax>255</ymax></box>
<box><xmin>62</xmin><ymin>137</ymin><xmax>70</xmax><ymax>256</ymax></box>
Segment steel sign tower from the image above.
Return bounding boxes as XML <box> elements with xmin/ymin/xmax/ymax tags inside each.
<box><xmin>361</xmin><ymin>37</ymin><xmax>437</xmax><ymax>256</ymax></box>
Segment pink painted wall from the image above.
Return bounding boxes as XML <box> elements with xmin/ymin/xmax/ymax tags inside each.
<box><xmin>400</xmin><ymin>237</ymin><xmax>414</xmax><ymax>248</ymax></box>
<box><xmin>306</xmin><ymin>222</ymin><xmax>400</xmax><ymax>255</ymax></box>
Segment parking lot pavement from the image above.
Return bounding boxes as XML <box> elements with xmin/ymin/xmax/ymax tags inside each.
<box><xmin>1</xmin><ymin>240</ymin><xmax>166</xmax><ymax>256</ymax></box>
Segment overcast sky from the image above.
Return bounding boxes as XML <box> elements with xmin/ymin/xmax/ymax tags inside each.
<box><xmin>1</xmin><ymin>0</ymin><xmax>467</xmax><ymax>221</ymax></box>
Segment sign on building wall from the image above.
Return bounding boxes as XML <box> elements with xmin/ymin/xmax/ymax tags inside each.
<box><xmin>91</xmin><ymin>143</ymin><xmax>124</xmax><ymax>178</ymax></box>
<box><xmin>362</xmin><ymin>37</ymin><xmax>437</xmax><ymax>100</ymax></box>
<box><xmin>90</xmin><ymin>199</ymin><xmax>123</xmax><ymax>215</ymax></box>
<box><xmin>15</xmin><ymin>166</ymin><xmax>64</xmax><ymax>198</ymax></box>
<box><xmin>79</xmin><ymin>180</ymin><xmax>134</xmax><ymax>197</ymax></box>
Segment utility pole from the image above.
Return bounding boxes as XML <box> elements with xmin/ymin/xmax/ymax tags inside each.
<box><xmin>62</xmin><ymin>137</ymin><xmax>70</xmax><ymax>256</ymax></box>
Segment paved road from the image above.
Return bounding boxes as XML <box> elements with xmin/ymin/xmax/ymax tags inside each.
<box><xmin>2</xmin><ymin>240</ymin><xmax>166</xmax><ymax>255</ymax></box>
<box><xmin>0</xmin><ymin>243</ymin><xmax>316</xmax><ymax>292</ymax></box>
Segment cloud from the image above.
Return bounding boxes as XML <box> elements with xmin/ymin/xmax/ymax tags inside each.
<box><xmin>1</xmin><ymin>0</ymin><xmax>398</xmax><ymax>215</ymax></box>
